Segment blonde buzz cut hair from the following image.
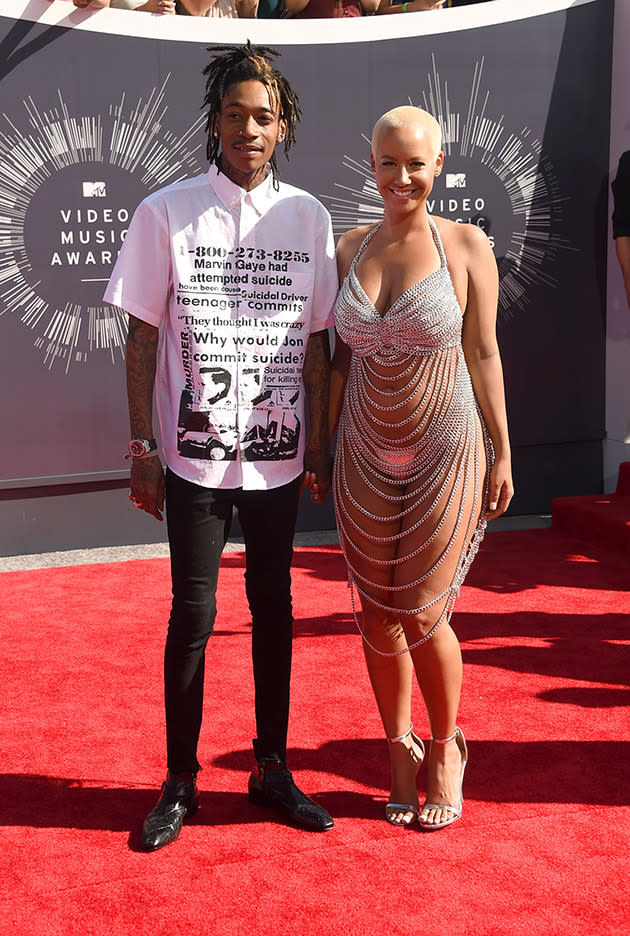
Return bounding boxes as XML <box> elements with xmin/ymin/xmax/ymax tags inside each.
<box><xmin>372</xmin><ymin>106</ymin><xmax>442</xmax><ymax>158</ymax></box>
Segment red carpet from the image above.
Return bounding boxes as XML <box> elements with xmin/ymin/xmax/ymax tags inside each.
<box><xmin>553</xmin><ymin>493</ymin><xmax>630</xmax><ymax>552</ymax></box>
<box><xmin>1</xmin><ymin>529</ymin><xmax>628</xmax><ymax>935</ymax></box>
<box><xmin>553</xmin><ymin>461</ymin><xmax>630</xmax><ymax>552</ymax></box>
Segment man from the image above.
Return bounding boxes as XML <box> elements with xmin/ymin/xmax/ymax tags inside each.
<box><xmin>612</xmin><ymin>150</ymin><xmax>630</xmax><ymax>313</ymax></box>
<box><xmin>104</xmin><ymin>42</ymin><xmax>336</xmax><ymax>851</ymax></box>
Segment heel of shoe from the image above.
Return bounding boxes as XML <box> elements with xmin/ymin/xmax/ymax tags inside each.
<box><xmin>248</xmin><ymin>776</ymin><xmax>270</xmax><ymax>808</ymax></box>
<box><xmin>186</xmin><ymin>798</ymin><xmax>200</xmax><ymax>818</ymax></box>
<box><xmin>385</xmin><ymin>723</ymin><xmax>424</xmax><ymax>826</ymax></box>
<box><xmin>419</xmin><ymin>727</ymin><xmax>467</xmax><ymax>832</ymax></box>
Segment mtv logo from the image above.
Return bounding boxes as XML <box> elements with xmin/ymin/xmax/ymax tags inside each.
<box><xmin>446</xmin><ymin>173</ymin><xmax>466</xmax><ymax>189</ymax></box>
<box><xmin>82</xmin><ymin>181</ymin><xmax>107</xmax><ymax>198</ymax></box>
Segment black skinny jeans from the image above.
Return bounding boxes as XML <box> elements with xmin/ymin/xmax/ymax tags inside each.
<box><xmin>164</xmin><ymin>468</ymin><xmax>302</xmax><ymax>774</ymax></box>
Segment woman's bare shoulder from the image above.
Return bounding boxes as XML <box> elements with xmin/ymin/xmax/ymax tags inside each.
<box><xmin>337</xmin><ymin>224</ymin><xmax>374</xmax><ymax>257</ymax></box>
<box><xmin>432</xmin><ymin>216</ymin><xmax>491</xmax><ymax>255</ymax></box>
<box><xmin>336</xmin><ymin>224</ymin><xmax>376</xmax><ymax>279</ymax></box>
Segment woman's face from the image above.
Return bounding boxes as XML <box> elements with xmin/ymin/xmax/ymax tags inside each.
<box><xmin>371</xmin><ymin>124</ymin><xmax>443</xmax><ymax>211</ymax></box>
<box><xmin>214</xmin><ymin>80</ymin><xmax>287</xmax><ymax>183</ymax></box>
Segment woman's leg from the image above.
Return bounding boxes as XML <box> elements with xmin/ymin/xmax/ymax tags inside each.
<box><xmin>362</xmin><ymin>620</ymin><xmax>414</xmax><ymax>740</ymax></box>
<box><xmin>361</xmin><ymin>621</ymin><xmax>423</xmax><ymax>824</ymax></box>
<box><xmin>410</xmin><ymin>622</ymin><xmax>465</xmax><ymax>827</ymax></box>
<box><xmin>393</xmin><ymin>432</ymin><xmax>482</xmax><ymax>828</ymax></box>
<box><xmin>335</xmin><ymin>439</ymin><xmax>424</xmax><ymax>822</ymax></box>
<box><xmin>410</xmin><ymin>621</ymin><xmax>462</xmax><ymax>739</ymax></box>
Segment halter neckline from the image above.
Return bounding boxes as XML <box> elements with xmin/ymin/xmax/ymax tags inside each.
<box><xmin>349</xmin><ymin>216</ymin><xmax>448</xmax><ymax>319</ymax></box>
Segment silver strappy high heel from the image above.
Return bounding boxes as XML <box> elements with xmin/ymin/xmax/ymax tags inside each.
<box><xmin>385</xmin><ymin>724</ymin><xmax>426</xmax><ymax>826</ymax></box>
<box><xmin>419</xmin><ymin>726</ymin><xmax>468</xmax><ymax>831</ymax></box>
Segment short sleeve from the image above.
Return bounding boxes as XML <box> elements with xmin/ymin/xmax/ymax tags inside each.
<box><xmin>612</xmin><ymin>151</ymin><xmax>630</xmax><ymax>239</ymax></box>
<box><xmin>309</xmin><ymin>207</ymin><xmax>338</xmax><ymax>334</ymax></box>
<box><xmin>103</xmin><ymin>196</ymin><xmax>171</xmax><ymax>327</ymax></box>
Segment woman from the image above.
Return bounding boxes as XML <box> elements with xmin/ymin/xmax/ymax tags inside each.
<box><xmin>327</xmin><ymin>106</ymin><xmax>512</xmax><ymax>830</ymax></box>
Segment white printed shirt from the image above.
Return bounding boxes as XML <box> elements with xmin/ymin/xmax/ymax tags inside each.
<box><xmin>105</xmin><ymin>164</ymin><xmax>337</xmax><ymax>490</ymax></box>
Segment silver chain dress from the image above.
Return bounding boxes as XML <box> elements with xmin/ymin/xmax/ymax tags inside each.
<box><xmin>333</xmin><ymin>218</ymin><xmax>494</xmax><ymax>656</ymax></box>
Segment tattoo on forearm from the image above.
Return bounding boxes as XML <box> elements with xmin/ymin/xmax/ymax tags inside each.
<box><xmin>303</xmin><ymin>331</ymin><xmax>331</xmax><ymax>444</ymax></box>
<box><xmin>126</xmin><ymin>316</ymin><xmax>159</xmax><ymax>437</ymax></box>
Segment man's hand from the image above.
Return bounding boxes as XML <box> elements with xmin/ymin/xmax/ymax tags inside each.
<box><xmin>301</xmin><ymin>329</ymin><xmax>332</xmax><ymax>504</ymax></box>
<box><xmin>302</xmin><ymin>446</ymin><xmax>332</xmax><ymax>504</ymax></box>
<box><xmin>129</xmin><ymin>455</ymin><xmax>165</xmax><ymax>521</ymax></box>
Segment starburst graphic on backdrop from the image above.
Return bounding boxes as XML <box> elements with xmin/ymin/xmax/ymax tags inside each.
<box><xmin>324</xmin><ymin>56</ymin><xmax>574</xmax><ymax>321</ymax></box>
<box><xmin>0</xmin><ymin>79</ymin><xmax>206</xmax><ymax>370</ymax></box>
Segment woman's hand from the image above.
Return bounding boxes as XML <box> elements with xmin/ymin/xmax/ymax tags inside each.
<box><xmin>485</xmin><ymin>456</ymin><xmax>513</xmax><ymax>520</ymax></box>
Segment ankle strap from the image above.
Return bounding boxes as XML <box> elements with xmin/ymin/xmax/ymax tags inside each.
<box><xmin>387</xmin><ymin>723</ymin><xmax>414</xmax><ymax>744</ymax></box>
<box><xmin>432</xmin><ymin>727</ymin><xmax>459</xmax><ymax>744</ymax></box>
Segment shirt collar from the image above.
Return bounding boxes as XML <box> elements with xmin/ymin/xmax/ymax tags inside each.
<box><xmin>207</xmin><ymin>162</ymin><xmax>276</xmax><ymax>217</ymax></box>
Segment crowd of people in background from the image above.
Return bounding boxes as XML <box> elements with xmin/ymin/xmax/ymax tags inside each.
<box><xmin>61</xmin><ymin>0</ymin><xmax>493</xmax><ymax>18</ymax></box>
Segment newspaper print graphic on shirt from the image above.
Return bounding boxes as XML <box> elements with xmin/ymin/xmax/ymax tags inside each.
<box><xmin>175</xmin><ymin>243</ymin><xmax>312</xmax><ymax>463</ymax></box>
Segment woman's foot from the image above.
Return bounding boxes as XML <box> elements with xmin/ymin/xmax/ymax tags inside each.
<box><xmin>419</xmin><ymin>727</ymin><xmax>467</xmax><ymax>831</ymax></box>
<box><xmin>385</xmin><ymin>724</ymin><xmax>425</xmax><ymax>826</ymax></box>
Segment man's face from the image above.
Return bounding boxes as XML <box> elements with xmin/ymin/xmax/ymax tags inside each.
<box><xmin>214</xmin><ymin>80</ymin><xmax>287</xmax><ymax>182</ymax></box>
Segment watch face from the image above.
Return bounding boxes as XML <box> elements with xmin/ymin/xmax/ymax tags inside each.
<box><xmin>129</xmin><ymin>439</ymin><xmax>149</xmax><ymax>457</ymax></box>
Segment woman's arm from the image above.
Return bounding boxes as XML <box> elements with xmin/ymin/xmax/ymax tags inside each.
<box><xmin>328</xmin><ymin>229</ymin><xmax>364</xmax><ymax>439</ymax></box>
<box><xmin>460</xmin><ymin>224</ymin><xmax>513</xmax><ymax>519</ymax></box>
<box><xmin>329</xmin><ymin>330</ymin><xmax>351</xmax><ymax>439</ymax></box>
<box><xmin>302</xmin><ymin>232</ymin><xmax>358</xmax><ymax>501</ymax></box>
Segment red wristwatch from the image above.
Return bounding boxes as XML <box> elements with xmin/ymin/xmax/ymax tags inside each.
<box><xmin>127</xmin><ymin>438</ymin><xmax>158</xmax><ymax>459</ymax></box>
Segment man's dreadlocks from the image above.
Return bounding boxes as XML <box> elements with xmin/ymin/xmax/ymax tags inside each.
<box><xmin>202</xmin><ymin>41</ymin><xmax>302</xmax><ymax>185</ymax></box>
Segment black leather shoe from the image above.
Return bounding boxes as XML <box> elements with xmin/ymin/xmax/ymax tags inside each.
<box><xmin>248</xmin><ymin>756</ymin><xmax>334</xmax><ymax>831</ymax></box>
<box><xmin>142</xmin><ymin>771</ymin><xmax>200</xmax><ymax>852</ymax></box>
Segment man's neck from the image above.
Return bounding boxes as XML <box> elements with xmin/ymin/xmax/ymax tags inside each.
<box><xmin>218</xmin><ymin>157</ymin><xmax>269</xmax><ymax>193</ymax></box>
